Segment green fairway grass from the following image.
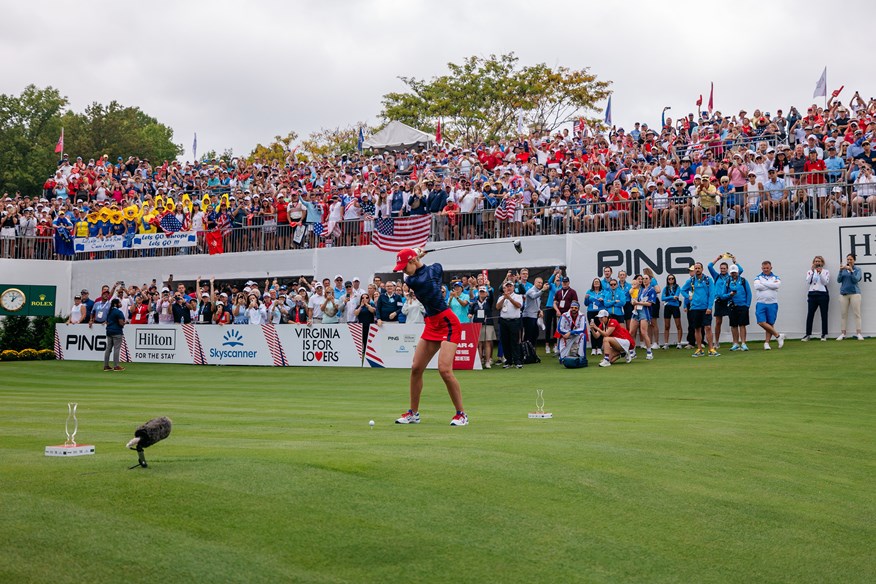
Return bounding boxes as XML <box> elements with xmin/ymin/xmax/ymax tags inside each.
<box><xmin>1</xmin><ymin>343</ymin><xmax>875</xmax><ymax>583</ymax></box>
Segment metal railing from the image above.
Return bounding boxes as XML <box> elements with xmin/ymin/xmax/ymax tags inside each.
<box><xmin>1</xmin><ymin>179</ymin><xmax>868</xmax><ymax>261</ymax></box>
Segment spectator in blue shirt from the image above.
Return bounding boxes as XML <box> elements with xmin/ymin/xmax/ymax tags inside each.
<box><xmin>543</xmin><ymin>268</ymin><xmax>563</xmax><ymax>354</ymax></box>
<box><xmin>103</xmin><ymin>298</ymin><xmax>127</xmax><ymax>372</ymax></box>
<box><xmin>376</xmin><ymin>281</ymin><xmax>403</xmax><ymax>325</ymax></box>
<box><xmin>661</xmin><ymin>274</ymin><xmax>684</xmax><ymax>349</ymax></box>
<box><xmin>718</xmin><ymin>265</ymin><xmax>752</xmax><ymax>351</ymax></box>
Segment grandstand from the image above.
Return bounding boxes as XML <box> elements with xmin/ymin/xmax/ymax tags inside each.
<box><xmin>1</xmin><ymin>93</ymin><xmax>875</xmax><ymax>261</ymax></box>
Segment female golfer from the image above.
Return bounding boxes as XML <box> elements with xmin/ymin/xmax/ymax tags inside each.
<box><xmin>394</xmin><ymin>247</ymin><xmax>467</xmax><ymax>426</ymax></box>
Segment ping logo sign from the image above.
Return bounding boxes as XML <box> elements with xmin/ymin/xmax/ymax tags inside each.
<box><xmin>598</xmin><ymin>246</ymin><xmax>695</xmax><ymax>276</ymax></box>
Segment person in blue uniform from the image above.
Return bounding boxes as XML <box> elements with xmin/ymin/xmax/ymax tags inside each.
<box><xmin>393</xmin><ymin>247</ymin><xmax>467</xmax><ymax>427</ymax></box>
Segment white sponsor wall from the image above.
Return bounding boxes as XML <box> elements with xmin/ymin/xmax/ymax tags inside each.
<box><xmin>365</xmin><ymin>323</ymin><xmax>483</xmax><ymax>369</ymax></box>
<box><xmin>566</xmin><ymin>218</ymin><xmax>876</xmax><ymax>338</ymax></box>
<box><xmin>21</xmin><ymin>217</ymin><xmax>876</xmax><ymax>336</ymax></box>
<box><xmin>74</xmin><ymin>232</ymin><xmax>197</xmax><ymax>253</ymax></box>
<box><xmin>197</xmin><ymin>325</ymin><xmax>276</xmax><ymax>366</ymax></box>
<box><xmin>124</xmin><ymin>326</ymin><xmax>194</xmax><ymax>364</ymax></box>
<box><xmin>274</xmin><ymin>324</ymin><xmax>363</xmax><ymax>367</ymax></box>
<box><xmin>55</xmin><ymin>324</ymin><xmax>131</xmax><ymax>362</ymax></box>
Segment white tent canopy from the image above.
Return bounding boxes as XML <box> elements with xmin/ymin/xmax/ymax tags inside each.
<box><xmin>363</xmin><ymin>120</ymin><xmax>434</xmax><ymax>151</ymax></box>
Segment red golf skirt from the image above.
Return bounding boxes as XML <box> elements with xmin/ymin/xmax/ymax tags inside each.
<box><xmin>422</xmin><ymin>308</ymin><xmax>462</xmax><ymax>344</ymax></box>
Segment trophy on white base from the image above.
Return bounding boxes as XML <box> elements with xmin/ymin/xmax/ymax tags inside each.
<box><xmin>45</xmin><ymin>403</ymin><xmax>95</xmax><ymax>457</ymax></box>
<box><xmin>528</xmin><ymin>389</ymin><xmax>553</xmax><ymax>419</ymax></box>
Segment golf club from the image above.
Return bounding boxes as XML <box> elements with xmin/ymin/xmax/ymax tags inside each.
<box><xmin>423</xmin><ymin>239</ymin><xmax>523</xmax><ymax>255</ymax></box>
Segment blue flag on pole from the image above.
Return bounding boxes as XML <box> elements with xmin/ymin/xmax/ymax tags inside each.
<box><xmin>604</xmin><ymin>96</ymin><xmax>612</xmax><ymax>126</ymax></box>
<box><xmin>193</xmin><ymin>132</ymin><xmax>198</xmax><ymax>161</ymax></box>
<box><xmin>357</xmin><ymin>127</ymin><xmax>364</xmax><ymax>152</ymax></box>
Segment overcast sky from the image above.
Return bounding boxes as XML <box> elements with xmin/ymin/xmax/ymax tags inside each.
<box><xmin>3</xmin><ymin>0</ymin><xmax>872</xmax><ymax>159</ymax></box>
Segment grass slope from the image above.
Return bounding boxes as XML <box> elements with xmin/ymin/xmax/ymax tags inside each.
<box><xmin>1</xmin><ymin>343</ymin><xmax>874</xmax><ymax>583</ymax></box>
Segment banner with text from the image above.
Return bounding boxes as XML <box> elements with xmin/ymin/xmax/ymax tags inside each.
<box><xmin>363</xmin><ymin>323</ymin><xmax>482</xmax><ymax>369</ymax></box>
<box><xmin>74</xmin><ymin>232</ymin><xmax>197</xmax><ymax>253</ymax></box>
<box><xmin>54</xmin><ymin>324</ymin><xmax>133</xmax><ymax>362</ymax></box>
<box><xmin>196</xmin><ymin>325</ymin><xmax>277</xmax><ymax>366</ymax></box>
<box><xmin>274</xmin><ymin>323</ymin><xmax>363</xmax><ymax>367</ymax></box>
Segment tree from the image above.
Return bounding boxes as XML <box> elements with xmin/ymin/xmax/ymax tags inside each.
<box><xmin>248</xmin><ymin>131</ymin><xmax>299</xmax><ymax>164</ymax></box>
<box><xmin>0</xmin><ymin>86</ymin><xmax>183</xmax><ymax>196</ymax></box>
<box><xmin>300</xmin><ymin>123</ymin><xmax>373</xmax><ymax>159</ymax></box>
<box><xmin>380</xmin><ymin>53</ymin><xmax>611</xmax><ymax>144</ymax></box>
<box><xmin>0</xmin><ymin>85</ymin><xmax>67</xmax><ymax>196</ymax></box>
<box><xmin>61</xmin><ymin>101</ymin><xmax>182</xmax><ymax>165</ymax></box>
<box><xmin>0</xmin><ymin>316</ymin><xmax>34</xmax><ymax>351</ymax></box>
<box><xmin>200</xmin><ymin>148</ymin><xmax>235</xmax><ymax>164</ymax></box>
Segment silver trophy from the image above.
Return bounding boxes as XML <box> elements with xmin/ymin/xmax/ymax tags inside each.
<box><xmin>528</xmin><ymin>389</ymin><xmax>553</xmax><ymax>419</ymax></box>
<box><xmin>65</xmin><ymin>402</ymin><xmax>79</xmax><ymax>446</ymax></box>
<box><xmin>46</xmin><ymin>402</ymin><xmax>95</xmax><ymax>457</ymax></box>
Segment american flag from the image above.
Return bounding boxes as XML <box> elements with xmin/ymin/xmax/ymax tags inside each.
<box><xmin>151</xmin><ymin>211</ymin><xmax>184</xmax><ymax>235</ymax></box>
<box><xmin>494</xmin><ymin>197</ymin><xmax>517</xmax><ymax>221</ymax></box>
<box><xmin>372</xmin><ymin>215</ymin><xmax>431</xmax><ymax>252</ymax></box>
<box><xmin>313</xmin><ymin>221</ymin><xmax>340</xmax><ymax>238</ymax></box>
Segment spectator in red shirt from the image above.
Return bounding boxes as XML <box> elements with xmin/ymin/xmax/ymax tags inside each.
<box><xmin>129</xmin><ymin>294</ymin><xmax>150</xmax><ymax>324</ymax></box>
<box><xmin>804</xmin><ymin>150</ymin><xmax>827</xmax><ymax>218</ymax></box>
<box><xmin>590</xmin><ymin>309</ymin><xmax>636</xmax><ymax>367</ymax></box>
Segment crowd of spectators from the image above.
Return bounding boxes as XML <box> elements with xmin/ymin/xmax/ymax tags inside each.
<box><xmin>68</xmin><ymin>247</ymin><xmax>866</xmax><ymax>371</ymax></box>
<box><xmin>4</xmin><ymin>91</ymin><xmax>876</xmax><ymax>260</ymax></box>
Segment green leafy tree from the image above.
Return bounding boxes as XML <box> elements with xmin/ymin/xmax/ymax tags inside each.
<box><xmin>200</xmin><ymin>148</ymin><xmax>235</xmax><ymax>164</ymax></box>
<box><xmin>30</xmin><ymin>315</ymin><xmax>65</xmax><ymax>350</ymax></box>
<box><xmin>61</xmin><ymin>101</ymin><xmax>182</xmax><ymax>165</ymax></box>
<box><xmin>248</xmin><ymin>131</ymin><xmax>299</xmax><ymax>164</ymax></box>
<box><xmin>300</xmin><ymin>123</ymin><xmax>373</xmax><ymax>159</ymax></box>
<box><xmin>380</xmin><ymin>53</ymin><xmax>611</xmax><ymax>144</ymax></box>
<box><xmin>0</xmin><ymin>316</ymin><xmax>34</xmax><ymax>351</ymax></box>
<box><xmin>0</xmin><ymin>85</ymin><xmax>67</xmax><ymax>196</ymax></box>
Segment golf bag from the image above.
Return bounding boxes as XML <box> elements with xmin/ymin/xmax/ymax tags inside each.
<box><xmin>521</xmin><ymin>340</ymin><xmax>541</xmax><ymax>364</ymax></box>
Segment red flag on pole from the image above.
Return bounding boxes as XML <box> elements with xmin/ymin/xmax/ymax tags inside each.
<box><xmin>708</xmin><ymin>82</ymin><xmax>714</xmax><ymax>114</ymax></box>
<box><xmin>54</xmin><ymin>128</ymin><xmax>64</xmax><ymax>154</ymax></box>
<box><xmin>435</xmin><ymin>119</ymin><xmax>442</xmax><ymax>145</ymax></box>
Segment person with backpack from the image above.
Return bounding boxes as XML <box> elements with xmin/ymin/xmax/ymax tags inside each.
<box><xmin>719</xmin><ymin>265</ymin><xmax>752</xmax><ymax>351</ymax></box>
<box><xmin>557</xmin><ymin>301</ymin><xmax>588</xmax><ymax>368</ymax></box>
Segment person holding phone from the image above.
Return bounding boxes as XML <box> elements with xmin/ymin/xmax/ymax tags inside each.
<box><xmin>802</xmin><ymin>255</ymin><xmax>830</xmax><ymax>341</ymax></box>
<box><xmin>836</xmin><ymin>253</ymin><xmax>864</xmax><ymax>340</ymax></box>
<box><xmin>103</xmin><ymin>298</ymin><xmax>127</xmax><ymax>372</ymax></box>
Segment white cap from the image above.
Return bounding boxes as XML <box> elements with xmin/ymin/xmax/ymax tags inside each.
<box><xmin>729</xmin><ymin>265</ymin><xmax>740</xmax><ymax>274</ymax></box>
<box><xmin>352</xmin><ymin>276</ymin><xmax>360</xmax><ymax>282</ymax></box>
<box><xmin>596</xmin><ymin>309</ymin><xmax>609</xmax><ymax>318</ymax></box>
